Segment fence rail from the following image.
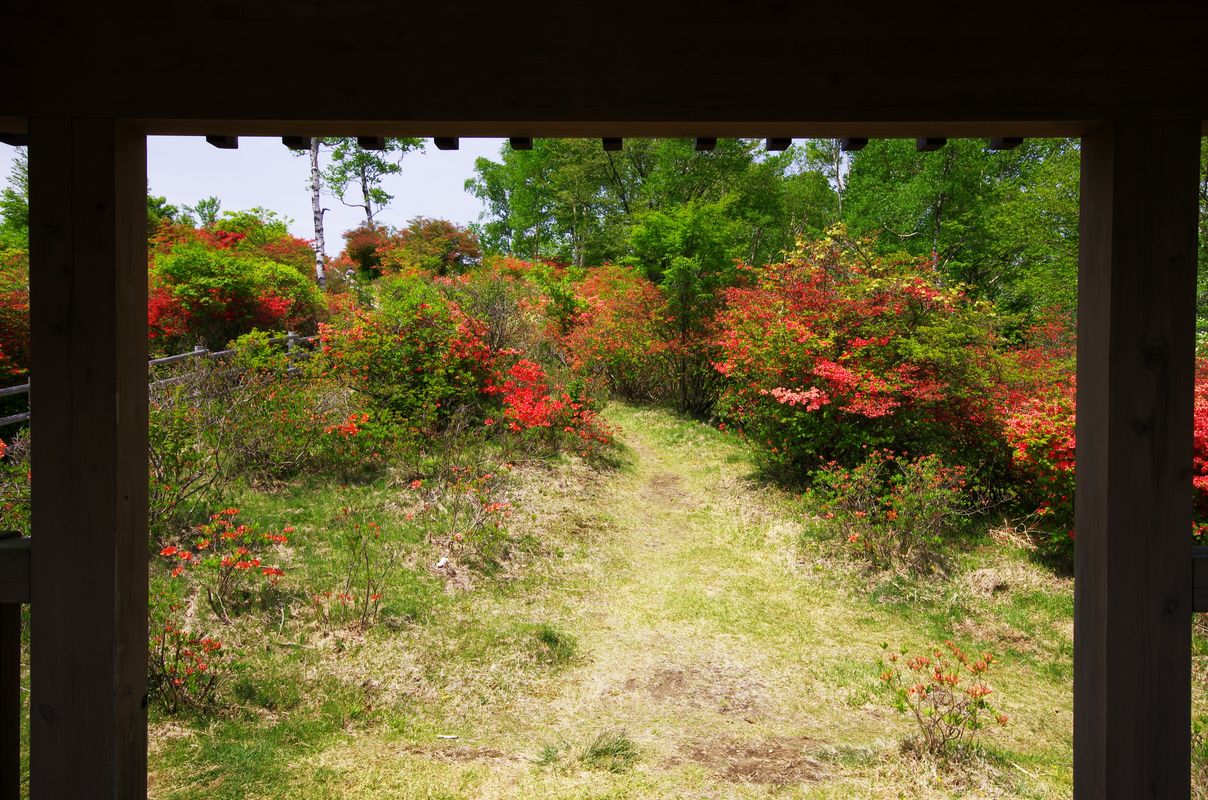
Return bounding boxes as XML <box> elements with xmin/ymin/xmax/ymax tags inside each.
<box><xmin>0</xmin><ymin>332</ymin><xmax>319</xmax><ymax>429</ymax></box>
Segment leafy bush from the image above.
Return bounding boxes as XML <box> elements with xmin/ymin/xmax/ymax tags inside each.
<box><xmin>809</xmin><ymin>449</ymin><xmax>979</xmax><ymax>573</ymax></box>
<box><xmin>0</xmin><ymin>248</ymin><xmax>29</xmax><ymax>381</ymax></box>
<box><xmin>879</xmin><ymin>640</ymin><xmax>1009</xmax><ymax>758</ymax></box>
<box><xmin>0</xmin><ymin>430</ymin><xmax>29</xmax><ymax>535</ymax></box>
<box><xmin>159</xmin><ymin>508</ymin><xmax>290</xmax><ymax>623</ymax></box>
<box><xmin>714</xmin><ymin>233</ymin><xmax>1008</xmax><ymax>484</ymax></box>
<box><xmin>378</xmin><ymin>216</ymin><xmax>482</xmax><ymax>276</ymax></box>
<box><xmin>324</xmin><ymin>505</ymin><xmax>396</xmax><ymax>630</ymax></box>
<box><xmin>150</xmin><ymin>241</ymin><xmax>323</xmax><ymax>351</ymax></box>
<box><xmin>560</xmin><ymin>265</ymin><xmax>670</xmax><ymax>402</ymax></box>
<box><xmin>319</xmin><ymin>275</ymin><xmax>492</xmax><ymax>431</ymax></box>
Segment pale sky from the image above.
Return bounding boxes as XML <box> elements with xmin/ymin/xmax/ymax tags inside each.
<box><xmin>0</xmin><ymin>137</ymin><xmax>506</xmax><ymax>241</ymax></box>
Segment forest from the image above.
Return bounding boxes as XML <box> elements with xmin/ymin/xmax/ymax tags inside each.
<box><xmin>0</xmin><ymin>136</ymin><xmax>1207</xmax><ymax>798</ymax></box>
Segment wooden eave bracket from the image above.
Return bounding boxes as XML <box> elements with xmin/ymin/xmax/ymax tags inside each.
<box><xmin>0</xmin><ymin>535</ymin><xmax>30</xmax><ymax>605</ymax></box>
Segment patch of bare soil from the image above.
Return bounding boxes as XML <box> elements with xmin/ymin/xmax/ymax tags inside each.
<box><xmin>678</xmin><ymin>736</ymin><xmax>826</xmax><ymax>785</ymax></box>
<box><xmin>618</xmin><ymin>662</ymin><xmax>768</xmax><ymax>716</ymax></box>
<box><xmin>398</xmin><ymin>743</ymin><xmax>512</xmax><ymax>763</ymax></box>
<box><xmin>642</xmin><ymin>472</ymin><xmax>686</xmax><ymax>503</ymax></box>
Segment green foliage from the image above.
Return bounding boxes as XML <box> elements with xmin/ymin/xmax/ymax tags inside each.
<box><xmin>844</xmin><ymin>138</ymin><xmax>1080</xmax><ymax>318</ymax></box>
<box><xmin>319</xmin><ymin>274</ymin><xmax>490</xmax><ymax>430</ymax></box>
<box><xmin>808</xmin><ymin>449</ymin><xmax>982</xmax><ymax>573</ymax></box>
<box><xmin>468</xmin><ymin>137</ymin><xmax>831</xmax><ymax>269</ymax></box>
<box><xmin>322</xmin><ymin>137</ymin><xmax>424</xmax><ymax>224</ymax></box>
<box><xmin>0</xmin><ymin>148</ymin><xmax>28</xmax><ymax>250</ymax></box>
<box><xmin>152</xmin><ymin>242</ymin><xmax>324</xmax><ymax>349</ymax></box>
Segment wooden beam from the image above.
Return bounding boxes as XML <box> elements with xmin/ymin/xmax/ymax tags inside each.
<box><xmin>204</xmin><ymin>134</ymin><xmax>238</xmax><ymax>149</ymax></box>
<box><xmin>1074</xmin><ymin>119</ymin><xmax>1200</xmax><ymax>799</ymax></box>
<box><xmin>508</xmin><ymin>136</ymin><xmax>532</xmax><ymax>150</ymax></box>
<box><xmin>840</xmin><ymin>137</ymin><xmax>868</xmax><ymax>151</ymax></box>
<box><xmin>694</xmin><ymin>137</ymin><xmax>717</xmax><ymax>151</ymax></box>
<box><xmin>433</xmin><ymin>137</ymin><xmax>459</xmax><ymax>150</ymax></box>
<box><xmin>601</xmin><ymin>137</ymin><xmax>622</xmax><ymax>152</ymax></box>
<box><xmin>0</xmin><ymin>134</ymin><xmax>26</xmax><ymax>147</ymax></box>
<box><xmin>28</xmin><ymin>118</ymin><xmax>148</xmax><ymax>799</ymax></box>
<box><xmin>916</xmin><ymin>137</ymin><xmax>946</xmax><ymax>151</ymax></box>
<box><xmin>281</xmin><ymin>135</ymin><xmax>309</xmax><ymax>150</ymax></box>
<box><xmin>989</xmin><ymin>136</ymin><xmax>1023</xmax><ymax>150</ymax></box>
<box><xmin>357</xmin><ymin>136</ymin><xmax>386</xmax><ymax>150</ymax></box>
<box><xmin>765</xmin><ymin>137</ymin><xmax>791</xmax><ymax>151</ymax></box>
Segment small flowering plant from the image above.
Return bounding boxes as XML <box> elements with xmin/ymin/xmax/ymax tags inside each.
<box><xmin>879</xmin><ymin>640</ymin><xmax>1009</xmax><ymax>758</ymax></box>
<box><xmin>148</xmin><ymin>610</ymin><xmax>227</xmax><ymax>713</ymax></box>
<box><xmin>158</xmin><ymin>508</ymin><xmax>291</xmax><ymax>622</ymax></box>
<box><xmin>810</xmin><ymin>449</ymin><xmax>981</xmax><ymax>573</ymax></box>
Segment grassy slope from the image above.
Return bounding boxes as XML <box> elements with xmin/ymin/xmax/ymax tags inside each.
<box><xmin>148</xmin><ymin>403</ymin><xmax>1075</xmax><ymax>799</ymax></box>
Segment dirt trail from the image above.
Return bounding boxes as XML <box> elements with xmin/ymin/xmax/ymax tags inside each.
<box><xmin>465</xmin><ymin>405</ymin><xmax>848</xmax><ymax>795</ymax></box>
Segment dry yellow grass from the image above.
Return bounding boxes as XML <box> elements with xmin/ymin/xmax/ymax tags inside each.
<box><xmin>150</xmin><ymin>403</ymin><xmax>1076</xmax><ymax>799</ymax></box>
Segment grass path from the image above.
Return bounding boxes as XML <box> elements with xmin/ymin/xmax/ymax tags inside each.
<box><xmin>152</xmin><ymin>404</ymin><xmax>1075</xmax><ymax>799</ymax></box>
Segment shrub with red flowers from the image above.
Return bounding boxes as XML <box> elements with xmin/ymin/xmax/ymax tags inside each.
<box><xmin>0</xmin><ymin>248</ymin><xmax>29</xmax><ymax>381</ymax></box>
<box><xmin>560</xmin><ymin>265</ymin><xmax>671</xmax><ymax>402</ymax></box>
<box><xmin>0</xmin><ymin>430</ymin><xmax>29</xmax><ymax>535</ymax></box>
<box><xmin>879</xmin><ymin>640</ymin><xmax>1009</xmax><ymax>758</ymax></box>
<box><xmin>148</xmin><ymin>609</ymin><xmax>227</xmax><ymax>713</ymax></box>
<box><xmin>809</xmin><ymin>449</ymin><xmax>982</xmax><ymax>573</ymax></box>
<box><xmin>1001</xmin><ymin>377</ymin><xmax>1076</xmax><ymax>557</ymax></box>
<box><xmin>318</xmin><ymin>274</ymin><xmax>493</xmax><ymax>434</ymax></box>
<box><xmin>149</xmin><ymin>241</ymin><xmax>324</xmax><ymax>351</ymax></box>
<box><xmin>488</xmin><ymin>358</ymin><xmax>613</xmax><ymax>455</ymax></box>
<box><xmin>714</xmin><ymin>233</ymin><xmax>1007</xmax><ymax>484</ymax></box>
<box><xmin>159</xmin><ymin>508</ymin><xmax>291</xmax><ymax>622</ymax></box>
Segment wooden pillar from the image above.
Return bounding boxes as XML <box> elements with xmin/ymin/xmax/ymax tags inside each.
<box><xmin>27</xmin><ymin>119</ymin><xmax>148</xmax><ymax>798</ymax></box>
<box><xmin>1075</xmin><ymin>120</ymin><xmax>1201</xmax><ymax>798</ymax></box>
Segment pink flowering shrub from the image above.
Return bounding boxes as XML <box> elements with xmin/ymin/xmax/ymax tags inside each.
<box><xmin>713</xmin><ymin>237</ymin><xmax>1006</xmax><ymax>484</ymax></box>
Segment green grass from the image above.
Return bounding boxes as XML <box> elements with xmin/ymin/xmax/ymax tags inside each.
<box><xmin>147</xmin><ymin>402</ymin><xmax>1079</xmax><ymax>799</ymax></box>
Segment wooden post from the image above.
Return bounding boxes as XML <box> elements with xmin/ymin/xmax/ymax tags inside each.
<box><xmin>28</xmin><ymin>119</ymin><xmax>148</xmax><ymax>798</ymax></box>
<box><xmin>1075</xmin><ymin>120</ymin><xmax>1201</xmax><ymax>798</ymax></box>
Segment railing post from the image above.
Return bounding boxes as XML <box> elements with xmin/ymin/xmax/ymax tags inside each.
<box><xmin>286</xmin><ymin>330</ymin><xmax>298</xmax><ymax>375</ymax></box>
<box><xmin>1</xmin><ymin>599</ymin><xmax>18</xmax><ymax>800</ymax></box>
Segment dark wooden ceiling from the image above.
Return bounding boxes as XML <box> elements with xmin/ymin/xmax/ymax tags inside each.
<box><xmin>2</xmin><ymin>2</ymin><xmax>1207</xmax><ymax>136</ymax></box>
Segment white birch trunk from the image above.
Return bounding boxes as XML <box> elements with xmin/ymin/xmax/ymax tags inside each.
<box><xmin>309</xmin><ymin>138</ymin><xmax>327</xmax><ymax>287</ymax></box>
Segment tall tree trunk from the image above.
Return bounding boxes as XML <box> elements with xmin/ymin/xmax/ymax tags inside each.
<box><xmin>309</xmin><ymin>138</ymin><xmax>327</xmax><ymax>287</ymax></box>
<box><xmin>360</xmin><ymin>164</ymin><xmax>374</xmax><ymax>226</ymax></box>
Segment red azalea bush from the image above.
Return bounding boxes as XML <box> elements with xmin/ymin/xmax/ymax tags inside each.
<box><xmin>318</xmin><ymin>274</ymin><xmax>493</xmax><ymax>432</ymax></box>
<box><xmin>713</xmin><ymin>236</ymin><xmax>1008</xmax><ymax>484</ymax></box>
<box><xmin>487</xmin><ymin>358</ymin><xmax>613</xmax><ymax>454</ymax></box>
<box><xmin>879</xmin><ymin>640</ymin><xmax>1009</xmax><ymax>758</ymax></box>
<box><xmin>560</xmin><ymin>265</ymin><xmax>670</xmax><ymax>402</ymax></box>
<box><xmin>0</xmin><ymin>248</ymin><xmax>29</xmax><ymax>381</ymax></box>
<box><xmin>149</xmin><ymin>242</ymin><xmax>324</xmax><ymax>351</ymax></box>
<box><xmin>148</xmin><ymin>610</ymin><xmax>228</xmax><ymax>713</ymax></box>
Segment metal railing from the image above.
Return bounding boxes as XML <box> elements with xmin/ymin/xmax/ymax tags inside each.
<box><xmin>0</xmin><ymin>331</ymin><xmax>319</xmax><ymax>430</ymax></box>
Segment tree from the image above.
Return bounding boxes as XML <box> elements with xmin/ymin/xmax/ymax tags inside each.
<box><xmin>0</xmin><ymin>148</ymin><xmax>28</xmax><ymax>249</ymax></box>
<box><xmin>842</xmin><ymin>138</ymin><xmax>1080</xmax><ymax>318</ymax></box>
<box><xmin>467</xmin><ymin>137</ymin><xmax>831</xmax><ymax>269</ymax></box>
<box><xmin>185</xmin><ymin>196</ymin><xmax>222</xmax><ymax>227</ymax></box>
<box><xmin>380</xmin><ymin>217</ymin><xmax>481</xmax><ymax>276</ymax></box>
<box><xmin>322</xmin><ymin>137</ymin><xmax>424</xmax><ymax>227</ymax></box>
